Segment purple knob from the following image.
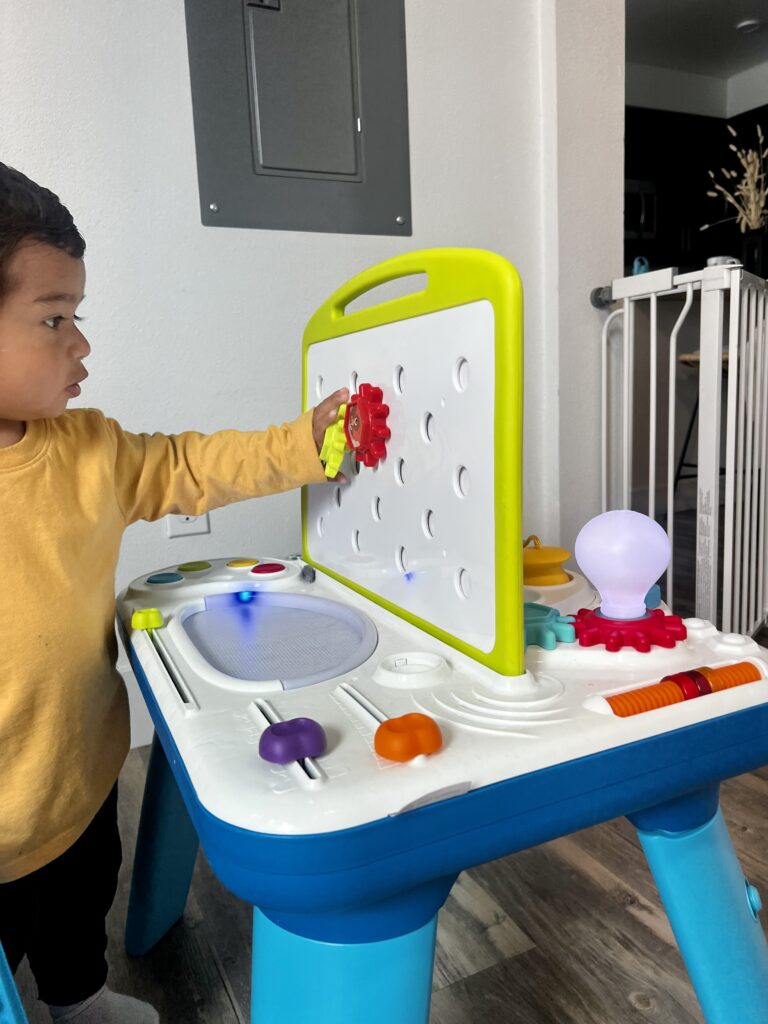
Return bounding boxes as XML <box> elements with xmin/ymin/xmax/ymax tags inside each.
<box><xmin>259</xmin><ymin>718</ymin><xmax>327</xmax><ymax>764</ymax></box>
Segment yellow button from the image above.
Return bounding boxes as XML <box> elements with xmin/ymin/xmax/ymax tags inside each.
<box><xmin>227</xmin><ymin>558</ymin><xmax>260</xmax><ymax>568</ymax></box>
<box><xmin>131</xmin><ymin>608</ymin><xmax>164</xmax><ymax>631</ymax></box>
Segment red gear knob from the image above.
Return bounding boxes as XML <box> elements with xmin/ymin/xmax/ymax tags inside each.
<box><xmin>573</xmin><ymin>607</ymin><xmax>687</xmax><ymax>652</ymax></box>
<box><xmin>344</xmin><ymin>383</ymin><xmax>391</xmax><ymax>468</ymax></box>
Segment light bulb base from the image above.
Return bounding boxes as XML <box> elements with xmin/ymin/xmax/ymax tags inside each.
<box><xmin>599</xmin><ymin>599</ymin><xmax>649</xmax><ymax>620</ymax></box>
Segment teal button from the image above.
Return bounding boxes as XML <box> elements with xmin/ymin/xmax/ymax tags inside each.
<box><xmin>147</xmin><ymin>572</ymin><xmax>184</xmax><ymax>585</ymax></box>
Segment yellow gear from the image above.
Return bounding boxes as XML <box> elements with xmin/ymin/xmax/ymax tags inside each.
<box><xmin>319</xmin><ymin>403</ymin><xmax>349</xmax><ymax>478</ymax></box>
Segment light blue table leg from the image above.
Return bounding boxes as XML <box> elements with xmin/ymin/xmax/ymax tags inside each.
<box><xmin>0</xmin><ymin>942</ymin><xmax>27</xmax><ymax>1024</ymax></box>
<box><xmin>125</xmin><ymin>734</ymin><xmax>200</xmax><ymax>956</ymax></box>
<box><xmin>251</xmin><ymin>909</ymin><xmax>437</xmax><ymax>1024</ymax></box>
<box><xmin>633</xmin><ymin>800</ymin><xmax>768</xmax><ymax>1024</ymax></box>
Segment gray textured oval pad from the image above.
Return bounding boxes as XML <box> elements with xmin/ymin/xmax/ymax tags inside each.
<box><xmin>182</xmin><ymin>591</ymin><xmax>378</xmax><ymax>689</ymax></box>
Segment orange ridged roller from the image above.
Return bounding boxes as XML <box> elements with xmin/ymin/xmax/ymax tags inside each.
<box><xmin>607</xmin><ymin>680</ymin><xmax>685</xmax><ymax>718</ymax></box>
<box><xmin>607</xmin><ymin>660</ymin><xmax>763</xmax><ymax>717</ymax></box>
<box><xmin>697</xmin><ymin>662</ymin><xmax>762</xmax><ymax>692</ymax></box>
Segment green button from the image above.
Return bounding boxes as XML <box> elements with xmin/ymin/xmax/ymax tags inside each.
<box><xmin>178</xmin><ymin>561</ymin><xmax>211</xmax><ymax>573</ymax></box>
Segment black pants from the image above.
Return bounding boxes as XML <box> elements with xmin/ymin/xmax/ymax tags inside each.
<box><xmin>0</xmin><ymin>785</ymin><xmax>122</xmax><ymax>1006</ymax></box>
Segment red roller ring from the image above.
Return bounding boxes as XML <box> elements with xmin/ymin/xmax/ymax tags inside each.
<box><xmin>686</xmin><ymin>669</ymin><xmax>713</xmax><ymax>695</ymax></box>
<box><xmin>663</xmin><ymin>672</ymin><xmax>702</xmax><ymax>701</ymax></box>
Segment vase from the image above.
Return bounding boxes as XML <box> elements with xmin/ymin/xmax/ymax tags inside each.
<box><xmin>741</xmin><ymin>227</ymin><xmax>768</xmax><ymax>278</ymax></box>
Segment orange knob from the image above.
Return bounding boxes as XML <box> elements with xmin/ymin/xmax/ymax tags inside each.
<box><xmin>374</xmin><ymin>713</ymin><xmax>443</xmax><ymax>762</ymax></box>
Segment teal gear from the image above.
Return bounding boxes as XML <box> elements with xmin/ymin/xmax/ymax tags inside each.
<box><xmin>524</xmin><ymin>602</ymin><xmax>576</xmax><ymax>650</ymax></box>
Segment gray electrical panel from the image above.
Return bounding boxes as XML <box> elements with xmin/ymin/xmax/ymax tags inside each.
<box><xmin>184</xmin><ymin>0</ymin><xmax>412</xmax><ymax>236</ymax></box>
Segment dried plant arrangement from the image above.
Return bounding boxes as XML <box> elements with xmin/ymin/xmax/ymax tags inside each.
<box><xmin>701</xmin><ymin>124</ymin><xmax>767</xmax><ymax>234</ymax></box>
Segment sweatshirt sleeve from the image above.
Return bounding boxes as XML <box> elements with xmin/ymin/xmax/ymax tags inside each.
<box><xmin>105</xmin><ymin>409</ymin><xmax>328</xmax><ymax>525</ymax></box>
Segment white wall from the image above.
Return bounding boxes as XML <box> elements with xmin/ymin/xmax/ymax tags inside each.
<box><xmin>627</xmin><ymin>59</ymin><xmax>768</xmax><ymax>121</ymax></box>
<box><xmin>1</xmin><ymin>0</ymin><xmax>623</xmax><ymax>742</ymax></box>
<box><xmin>556</xmin><ymin>0</ymin><xmax>625</xmax><ymax>553</ymax></box>
<box><xmin>728</xmin><ymin>60</ymin><xmax>768</xmax><ymax>118</ymax></box>
<box><xmin>626</xmin><ymin>62</ymin><xmax>727</xmax><ymax>118</ymax></box>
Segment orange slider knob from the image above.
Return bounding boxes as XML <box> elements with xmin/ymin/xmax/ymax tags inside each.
<box><xmin>374</xmin><ymin>713</ymin><xmax>443</xmax><ymax>762</ymax></box>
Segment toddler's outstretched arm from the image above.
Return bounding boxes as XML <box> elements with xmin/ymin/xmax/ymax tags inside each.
<box><xmin>100</xmin><ymin>388</ymin><xmax>350</xmax><ymax>524</ymax></box>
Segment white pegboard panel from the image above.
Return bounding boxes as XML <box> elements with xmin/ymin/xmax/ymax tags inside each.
<box><xmin>305</xmin><ymin>300</ymin><xmax>496</xmax><ymax>652</ymax></box>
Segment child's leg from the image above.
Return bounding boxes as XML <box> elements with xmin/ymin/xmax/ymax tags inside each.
<box><xmin>0</xmin><ymin>870</ymin><xmax>30</xmax><ymax>976</ymax></box>
<box><xmin>14</xmin><ymin>784</ymin><xmax>159</xmax><ymax>1021</ymax></box>
<box><xmin>22</xmin><ymin>785</ymin><xmax>122</xmax><ymax>1007</ymax></box>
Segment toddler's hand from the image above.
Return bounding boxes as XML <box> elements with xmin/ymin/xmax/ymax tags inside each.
<box><xmin>313</xmin><ymin>388</ymin><xmax>350</xmax><ymax>481</ymax></box>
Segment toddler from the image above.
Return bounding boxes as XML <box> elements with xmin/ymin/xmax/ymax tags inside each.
<box><xmin>0</xmin><ymin>162</ymin><xmax>347</xmax><ymax>1023</ymax></box>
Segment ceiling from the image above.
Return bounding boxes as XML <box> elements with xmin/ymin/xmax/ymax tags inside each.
<box><xmin>626</xmin><ymin>0</ymin><xmax>768</xmax><ymax>78</ymax></box>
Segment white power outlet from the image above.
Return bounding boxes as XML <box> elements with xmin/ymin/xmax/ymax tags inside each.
<box><xmin>166</xmin><ymin>512</ymin><xmax>211</xmax><ymax>538</ymax></box>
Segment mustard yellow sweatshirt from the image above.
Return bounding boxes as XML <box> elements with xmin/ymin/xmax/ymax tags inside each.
<box><xmin>0</xmin><ymin>407</ymin><xmax>326</xmax><ymax>882</ymax></box>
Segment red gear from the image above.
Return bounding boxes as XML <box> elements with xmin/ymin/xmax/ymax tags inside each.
<box><xmin>573</xmin><ymin>607</ymin><xmax>687</xmax><ymax>653</ymax></box>
<box><xmin>344</xmin><ymin>383</ymin><xmax>391</xmax><ymax>468</ymax></box>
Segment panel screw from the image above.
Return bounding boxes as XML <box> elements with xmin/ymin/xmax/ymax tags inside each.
<box><xmin>209</xmin><ymin>202</ymin><xmax>219</xmax><ymax>213</ymax></box>
<box><xmin>395</xmin><ymin>215</ymin><xmax>405</xmax><ymax>225</ymax></box>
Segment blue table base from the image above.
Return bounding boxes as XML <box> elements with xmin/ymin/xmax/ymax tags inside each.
<box><xmin>125</xmin><ymin>731</ymin><xmax>768</xmax><ymax>1024</ymax></box>
<box><xmin>0</xmin><ymin>942</ymin><xmax>27</xmax><ymax>1024</ymax></box>
<box><xmin>125</xmin><ymin>737</ymin><xmax>199</xmax><ymax>957</ymax></box>
<box><xmin>252</xmin><ymin>910</ymin><xmax>436</xmax><ymax>1024</ymax></box>
<box><xmin>634</xmin><ymin>808</ymin><xmax>768</xmax><ymax>1024</ymax></box>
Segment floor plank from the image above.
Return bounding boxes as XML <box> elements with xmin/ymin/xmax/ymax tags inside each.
<box><xmin>433</xmin><ymin>871</ymin><xmax>535</xmax><ymax>991</ymax></box>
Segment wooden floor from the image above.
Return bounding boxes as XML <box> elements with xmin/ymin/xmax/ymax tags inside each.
<box><xmin>14</xmin><ymin>736</ymin><xmax>768</xmax><ymax>1024</ymax></box>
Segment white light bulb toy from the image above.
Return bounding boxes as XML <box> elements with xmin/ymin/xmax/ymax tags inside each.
<box><xmin>573</xmin><ymin>510</ymin><xmax>686</xmax><ymax>652</ymax></box>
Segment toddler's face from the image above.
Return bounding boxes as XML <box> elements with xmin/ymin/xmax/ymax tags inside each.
<box><xmin>0</xmin><ymin>242</ymin><xmax>89</xmax><ymax>425</ymax></box>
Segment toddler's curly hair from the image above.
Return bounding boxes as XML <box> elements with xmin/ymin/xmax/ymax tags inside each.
<box><xmin>0</xmin><ymin>162</ymin><xmax>85</xmax><ymax>300</ymax></box>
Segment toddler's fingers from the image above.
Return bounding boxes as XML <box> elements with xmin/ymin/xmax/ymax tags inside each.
<box><xmin>329</xmin><ymin>386</ymin><xmax>349</xmax><ymax>406</ymax></box>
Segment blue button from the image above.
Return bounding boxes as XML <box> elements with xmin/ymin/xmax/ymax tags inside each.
<box><xmin>146</xmin><ymin>572</ymin><xmax>184</xmax><ymax>585</ymax></box>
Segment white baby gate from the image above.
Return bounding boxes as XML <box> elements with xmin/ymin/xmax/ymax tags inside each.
<box><xmin>599</xmin><ymin>262</ymin><xmax>768</xmax><ymax>635</ymax></box>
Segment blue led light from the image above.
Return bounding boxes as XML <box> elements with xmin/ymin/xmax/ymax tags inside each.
<box><xmin>236</xmin><ymin>591</ymin><xmax>255</xmax><ymax>603</ymax></box>
<box><xmin>404</xmin><ymin>572</ymin><xmax>415</xmax><ymax>582</ymax></box>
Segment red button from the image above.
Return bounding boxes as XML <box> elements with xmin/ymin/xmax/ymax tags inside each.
<box><xmin>250</xmin><ymin>562</ymin><xmax>285</xmax><ymax>575</ymax></box>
